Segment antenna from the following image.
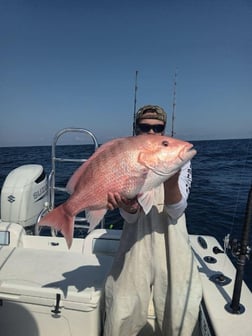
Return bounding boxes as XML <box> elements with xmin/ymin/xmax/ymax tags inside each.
<box><xmin>171</xmin><ymin>69</ymin><xmax>177</xmax><ymax>137</ymax></box>
<box><xmin>133</xmin><ymin>70</ymin><xmax>138</xmax><ymax>135</ymax></box>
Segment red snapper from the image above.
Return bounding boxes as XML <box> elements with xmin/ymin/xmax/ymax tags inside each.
<box><xmin>39</xmin><ymin>135</ymin><xmax>196</xmax><ymax>248</ymax></box>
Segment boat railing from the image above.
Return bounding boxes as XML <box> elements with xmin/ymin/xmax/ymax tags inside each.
<box><xmin>37</xmin><ymin>127</ymin><xmax>101</xmax><ymax>235</ymax></box>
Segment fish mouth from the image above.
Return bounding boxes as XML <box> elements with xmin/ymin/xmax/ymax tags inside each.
<box><xmin>179</xmin><ymin>145</ymin><xmax>197</xmax><ymax>162</ymax></box>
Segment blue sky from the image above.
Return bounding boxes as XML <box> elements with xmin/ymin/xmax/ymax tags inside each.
<box><xmin>0</xmin><ymin>0</ymin><xmax>251</xmax><ymax>146</ymax></box>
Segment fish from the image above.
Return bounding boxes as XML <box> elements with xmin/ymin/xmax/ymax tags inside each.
<box><xmin>39</xmin><ymin>134</ymin><xmax>196</xmax><ymax>248</ymax></box>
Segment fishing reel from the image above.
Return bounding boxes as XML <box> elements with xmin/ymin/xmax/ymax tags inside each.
<box><xmin>224</xmin><ymin>234</ymin><xmax>251</xmax><ymax>260</ymax></box>
<box><xmin>223</xmin><ymin>185</ymin><xmax>252</xmax><ymax>314</ymax></box>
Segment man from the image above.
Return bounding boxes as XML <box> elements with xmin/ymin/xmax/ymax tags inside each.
<box><xmin>103</xmin><ymin>105</ymin><xmax>202</xmax><ymax>336</ymax></box>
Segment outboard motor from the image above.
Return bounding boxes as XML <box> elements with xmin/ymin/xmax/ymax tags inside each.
<box><xmin>0</xmin><ymin>165</ymin><xmax>48</xmax><ymax>227</ymax></box>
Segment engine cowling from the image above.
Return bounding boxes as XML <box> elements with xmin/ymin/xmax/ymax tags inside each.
<box><xmin>1</xmin><ymin>164</ymin><xmax>48</xmax><ymax>227</ymax></box>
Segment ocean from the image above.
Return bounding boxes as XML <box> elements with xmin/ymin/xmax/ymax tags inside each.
<box><xmin>0</xmin><ymin>138</ymin><xmax>251</xmax><ymax>291</ymax></box>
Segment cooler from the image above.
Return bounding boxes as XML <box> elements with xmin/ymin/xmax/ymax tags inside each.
<box><xmin>0</xmin><ymin>247</ymin><xmax>113</xmax><ymax>336</ymax></box>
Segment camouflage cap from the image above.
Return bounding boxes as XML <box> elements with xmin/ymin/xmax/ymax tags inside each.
<box><xmin>135</xmin><ymin>105</ymin><xmax>167</xmax><ymax>123</ymax></box>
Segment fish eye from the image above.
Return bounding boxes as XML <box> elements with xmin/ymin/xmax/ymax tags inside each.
<box><xmin>162</xmin><ymin>140</ymin><xmax>169</xmax><ymax>147</ymax></box>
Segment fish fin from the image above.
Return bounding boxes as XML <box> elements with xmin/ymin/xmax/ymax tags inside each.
<box><xmin>86</xmin><ymin>209</ymin><xmax>107</xmax><ymax>232</ymax></box>
<box><xmin>137</xmin><ymin>190</ymin><xmax>155</xmax><ymax>214</ymax></box>
<box><xmin>39</xmin><ymin>205</ymin><xmax>74</xmax><ymax>249</ymax></box>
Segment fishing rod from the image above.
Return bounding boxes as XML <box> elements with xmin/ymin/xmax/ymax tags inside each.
<box><xmin>171</xmin><ymin>69</ymin><xmax>177</xmax><ymax>138</ymax></box>
<box><xmin>132</xmin><ymin>70</ymin><xmax>176</xmax><ymax>136</ymax></box>
<box><xmin>132</xmin><ymin>70</ymin><xmax>138</xmax><ymax>136</ymax></box>
<box><xmin>226</xmin><ymin>184</ymin><xmax>252</xmax><ymax>314</ymax></box>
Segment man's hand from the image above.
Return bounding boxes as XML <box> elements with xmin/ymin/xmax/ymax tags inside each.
<box><xmin>107</xmin><ymin>192</ymin><xmax>140</xmax><ymax>214</ymax></box>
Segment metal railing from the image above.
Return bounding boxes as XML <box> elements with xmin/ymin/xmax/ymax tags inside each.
<box><xmin>36</xmin><ymin>128</ymin><xmax>99</xmax><ymax>235</ymax></box>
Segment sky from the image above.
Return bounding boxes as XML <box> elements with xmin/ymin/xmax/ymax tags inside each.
<box><xmin>0</xmin><ymin>0</ymin><xmax>251</xmax><ymax>147</ymax></box>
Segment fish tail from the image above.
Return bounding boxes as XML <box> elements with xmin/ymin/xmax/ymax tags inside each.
<box><xmin>39</xmin><ymin>204</ymin><xmax>74</xmax><ymax>249</ymax></box>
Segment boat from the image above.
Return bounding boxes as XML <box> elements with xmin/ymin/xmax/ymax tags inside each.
<box><xmin>0</xmin><ymin>127</ymin><xmax>251</xmax><ymax>336</ymax></box>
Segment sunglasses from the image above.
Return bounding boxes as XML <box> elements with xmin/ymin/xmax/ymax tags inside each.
<box><xmin>137</xmin><ymin>123</ymin><xmax>165</xmax><ymax>133</ymax></box>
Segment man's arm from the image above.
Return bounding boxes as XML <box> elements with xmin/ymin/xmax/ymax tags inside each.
<box><xmin>164</xmin><ymin>171</ymin><xmax>182</xmax><ymax>204</ymax></box>
<box><xmin>164</xmin><ymin>161</ymin><xmax>192</xmax><ymax>219</ymax></box>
